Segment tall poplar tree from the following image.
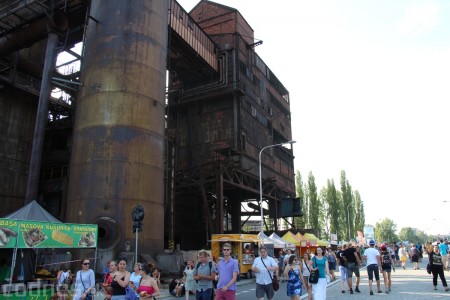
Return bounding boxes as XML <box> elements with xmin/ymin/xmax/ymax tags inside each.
<box><xmin>294</xmin><ymin>171</ymin><xmax>305</xmax><ymax>229</ymax></box>
<box><xmin>354</xmin><ymin>190</ymin><xmax>365</xmax><ymax>234</ymax></box>
<box><xmin>308</xmin><ymin>172</ymin><xmax>320</xmax><ymax>231</ymax></box>
<box><xmin>319</xmin><ymin>187</ymin><xmax>329</xmax><ymax>239</ymax></box>
<box><xmin>326</xmin><ymin>179</ymin><xmax>340</xmax><ymax>240</ymax></box>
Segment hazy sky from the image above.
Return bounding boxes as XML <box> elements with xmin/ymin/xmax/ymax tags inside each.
<box><xmin>178</xmin><ymin>0</ymin><xmax>450</xmax><ymax>236</ymax></box>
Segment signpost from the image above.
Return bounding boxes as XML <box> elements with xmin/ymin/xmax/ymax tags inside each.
<box><xmin>132</xmin><ymin>205</ymin><xmax>144</xmax><ymax>264</ymax></box>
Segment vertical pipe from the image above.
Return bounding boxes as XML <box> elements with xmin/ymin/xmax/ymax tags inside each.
<box><xmin>25</xmin><ymin>32</ymin><xmax>58</xmax><ymax>203</ymax></box>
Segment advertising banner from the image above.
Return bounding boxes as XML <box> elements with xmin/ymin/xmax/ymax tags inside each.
<box><xmin>0</xmin><ymin>219</ymin><xmax>97</xmax><ymax>249</ymax></box>
<box><xmin>0</xmin><ymin>219</ymin><xmax>19</xmax><ymax>248</ymax></box>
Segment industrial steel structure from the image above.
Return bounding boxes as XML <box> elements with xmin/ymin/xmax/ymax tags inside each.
<box><xmin>0</xmin><ymin>0</ymin><xmax>296</xmax><ymax>258</ymax></box>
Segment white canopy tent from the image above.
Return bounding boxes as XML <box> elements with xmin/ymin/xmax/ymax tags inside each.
<box><xmin>269</xmin><ymin>233</ymin><xmax>296</xmax><ymax>249</ymax></box>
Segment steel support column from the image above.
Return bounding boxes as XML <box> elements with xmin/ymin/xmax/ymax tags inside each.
<box><xmin>25</xmin><ymin>32</ymin><xmax>59</xmax><ymax>203</ymax></box>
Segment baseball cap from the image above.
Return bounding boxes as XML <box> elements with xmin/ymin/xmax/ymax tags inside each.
<box><xmin>369</xmin><ymin>240</ymin><xmax>375</xmax><ymax>245</ymax></box>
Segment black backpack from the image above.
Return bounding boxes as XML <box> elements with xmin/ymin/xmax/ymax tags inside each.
<box><xmin>382</xmin><ymin>253</ymin><xmax>391</xmax><ymax>266</ymax></box>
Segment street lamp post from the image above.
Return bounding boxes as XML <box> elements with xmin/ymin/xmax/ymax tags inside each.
<box><xmin>259</xmin><ymin>140</ymin><xmax>296</xmax><ymax>244</ymax></box>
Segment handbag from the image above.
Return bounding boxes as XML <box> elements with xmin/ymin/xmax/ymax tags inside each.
<box><xmin>125</xmin><ymin>285</ymin><xmax>137</xmax><ymax>300</ymax></box>
<box><xmin>308</xmin><ymin>258</ymin><xmax>319</xmax><ymax>284</ymax></box>
<box><xmin>260</xmin><ymin>257</ymin><xmax>279</xmax><ymax>291</ymax></box>
<box><xmin>426</xmin><ymin>263</ymin><xmax>432</xmax><ymax>274</ymax></box>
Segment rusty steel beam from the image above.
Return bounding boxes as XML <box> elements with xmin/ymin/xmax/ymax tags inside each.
<box><xmin>0</xmin><ymin>11</ymin><xmax>68</xmax><ymax>57</ymax></box>
<box><xmin>25</xmin><ymin>32</ymin><xmax>59</xmax><ymax>203</ymax></box>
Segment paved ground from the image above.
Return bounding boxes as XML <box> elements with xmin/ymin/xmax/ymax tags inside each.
<box><xmin>158</xmin><ymin>255</ymin><xmax>450</xmax><ymax>299</ymax></box>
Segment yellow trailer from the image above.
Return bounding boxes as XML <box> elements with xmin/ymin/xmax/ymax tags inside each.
<box><xmin>211</xmin><ymin>234</ymin><xmax>262</xmax><ymax>279</ymax></box>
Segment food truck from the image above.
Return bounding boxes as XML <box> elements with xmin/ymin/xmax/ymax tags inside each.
<box><xmin>211</xmin><ymin>234</ymin><xmax>274</xmax><ymax>279</ymax></box>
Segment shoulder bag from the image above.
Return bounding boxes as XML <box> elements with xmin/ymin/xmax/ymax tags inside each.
<box><xmin>261</xmin><ymin>257</ymin><xmax>279</xmax><ymax>291</ymax></box>
<box><xmin>308</xmin><ymin>257</ymin><xmax>319</xmax><ymax>284</ymax></box>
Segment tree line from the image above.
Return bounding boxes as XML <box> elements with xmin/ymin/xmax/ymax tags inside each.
<box><xmin>293</xmin><ymin>170</ymin><xmax>365</xmax><ymax>242</ymax></box>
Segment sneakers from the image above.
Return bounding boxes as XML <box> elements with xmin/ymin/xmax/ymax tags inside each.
<box><xmin>355</xmin><ymin>287</ymin><xmax>361</xmax><ymax>293</ymax></box>
<box><xmin>349</xmin><ymin>288</ymin><xmax>353</xmax><ymax>294</ymax></box>
<box><xmin>377</xmin><ymin>290</ymin><xmax>383</xmax><ymax>293</ymax></box>
<box><xmin>385</xmin><ymin>290</ymin><xmax>389</xmax><ymax>294</ymax></box>
<box><xmin>445</xmin><ymin>287</ymin><xmax>449</xmax><ymax>292</ymax></box>
<box><xmin>341</xmin><ymin>290</ymin><xmax>345</xmax><ymax>293</ymax></box>
<box><xmin>434</xmin><ymin>286</ymin><xmax>437</xmax><ymax>290</ymax></box>
<box><xmin>370</xmin><ymin>291</ymin><xmax>374</xmax><ymax>295</ymax></box>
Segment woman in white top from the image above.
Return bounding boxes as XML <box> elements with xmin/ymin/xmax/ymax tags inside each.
<box><xmin>183</xmin><ymin>260</ymin><xmax>197</xmax><ymax>300</ymax></box>
<box><xmin>129</xmin><ymin>263</ymin><xmax>142</xmax><ymax>297</ymax></box>
<box><xmin>73</xmin><ymin>259</ymin><xmax>95</xmax><ymax>300</ymax></box>
<box><xmin>301</xmin><ymin>253</ymin><xmax>313</xmax><ymax>300</ymax></box>
<box><xmin>57</xmin><ymin>264</ymin><xmax>72</xmax><ymax>288</ymax></box>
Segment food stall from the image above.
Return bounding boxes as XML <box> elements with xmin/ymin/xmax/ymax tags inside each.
<box><xmin>0</xmin><ymin>201</ymin><xmax>97</xmax><ymax>299</ymax></box>
<box><xmin>211</xmin><ymin>234</ymin><xmax>272</xmax><ymax>279</ymax></box>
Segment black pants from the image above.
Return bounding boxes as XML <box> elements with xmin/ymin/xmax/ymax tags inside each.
<box><xmin>431</xmin><ymin>265</ymin><xmax>448</xmax><ymax>287</ymax></box>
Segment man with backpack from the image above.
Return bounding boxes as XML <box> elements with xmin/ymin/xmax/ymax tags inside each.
<box><xmin>194</xmin><ymin>250</ymin><xmax>217</xmax><ymax>300</ymax></box>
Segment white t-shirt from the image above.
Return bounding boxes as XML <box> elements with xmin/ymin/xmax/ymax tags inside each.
<box><xmin>364</xmin><ymin>247</ymin><xmax>380</xmax><ymax>266</ymax></box>
<box><xmin>252</xmin><ymin>256</ymin><xmax>277</xmax><ymax>285</ymax></box>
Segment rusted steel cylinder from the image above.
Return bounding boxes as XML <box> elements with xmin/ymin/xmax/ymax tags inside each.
<box><xmin>0</xmin><ymin>11</ymin><xmax>68</xmax><ymax>57</ymax></box>
<box><xmin>66</xmin><ymin>0</ymin><xmax>168</xmax><ymax>256</ymax></box>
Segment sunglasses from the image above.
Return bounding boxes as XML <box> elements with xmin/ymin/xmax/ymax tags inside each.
<box><xmin>83</xmin><ymin>263</ymin><xmax>90</xmax><ymax>265</ymax></box>
<box><xmin>223</xmin><ymin>249</ymin><xmax>231</xmax><ymax>251</ymax></box>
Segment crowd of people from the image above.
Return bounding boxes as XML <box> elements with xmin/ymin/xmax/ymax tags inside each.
<box><xmin>52</xmin><ymin>238</ymin><xmax>450</xmax><ymax>300</ymax></box>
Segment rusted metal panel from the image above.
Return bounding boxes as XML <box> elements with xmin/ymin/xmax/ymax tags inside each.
<box><xmin>66</xmin><ymin>0</ymin><xmax>168</xmax><ymax>255</ymax></box>
<box><xmin>169</xmin><ymin>0</ymin><xmax>218</xmax><ymax>71</ymax></box>
<box><xmin>0</xmin><ymin>88</ymin><xmax>37</xmax><ymax>213</ymax></box>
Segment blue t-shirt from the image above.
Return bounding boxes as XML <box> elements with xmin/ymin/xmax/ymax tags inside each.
<box><xmin>217</xmin><ymin>258</ymin><xmax>239</xmax><ymax>291</ymax></box>
<box><xmin>313</xmin><ymin>256</ymin><xmax>328</xmax><ymax>278</ymax></box>
<box><xmin>439</xmin><ymin>243</ymin><xmax>448</xmax><ymax>255</ymax></box>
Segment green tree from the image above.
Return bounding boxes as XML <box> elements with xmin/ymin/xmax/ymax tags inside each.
<box><xmin>303</xmin><ymin>182</ymin><xmax>310</xmax><ymax>228</ymax></box>
<box><xmin>308</xmin><ymin>172</ymin><xmax>320</xmax><ymax>231</ymax></box>
<box><xmin>325</xmin><ymin>179</ymin><xmax>340</xmax><ymax>241</ymax></box>
<box><xmin>375</xmin><ymin>218</ymin><xmax>398</xmax><ymax>243</ymax></box>
<box><xmin>353</xmin><ymin>190</ymin><xmax>365</xmax><ymax>234</ymax></box>
<box><xmin>398</xmin><ymin>227</ymin><xmax>418</xmax><ymax>243</ymax></box>
<box><xmin>319</xmin><ymin>187</ymin><xmax>329</xmax><ymax>239</ymax></box>
<box><xmin>340</xmin><ymin>171</ymin><xmax>353</xmax><ymax>240</ymax></box>
<box><xmin>294</xmin><ymin>171</ymin><xmax>305</xmax><ymax>229</ymax></box>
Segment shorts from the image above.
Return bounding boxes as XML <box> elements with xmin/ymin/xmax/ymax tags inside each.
<box><xmin>412</xmin><ymin>255</ymin><xmax>419</xmax><ymax>263</ymax></box>
<box><xmin>339</xmin><ymin>266</ymin><xmax>347</xmax><ymax>281</ymax></box>
<box><xmin>328</xmin><ymin>262</ymin><xmax>336</xmax><ymax>270</ymax></box>
<box><xmin>366</xmin><ymin>264</ymin><xmax>380</xmax><ymax>281</ymax></box>
<box><xmin>256</xmin><ymin>283</ymin><xmax>274</xmax><ymax>299</ymax></box>
<box><xmin>382</xmin><ymin>265</ymin><xmax>392</xmax><ymax>273</ymax></box>
<box><xmin>346</xmin><ymin>262</ymin><xmax>360</xmax><ymax>278</ymax></box>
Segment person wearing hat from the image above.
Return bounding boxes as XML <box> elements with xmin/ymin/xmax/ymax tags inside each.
<box><xmin>363</xmin><ymin>240</ymin><xmax>382</xmax><ymax>295</ymax></box>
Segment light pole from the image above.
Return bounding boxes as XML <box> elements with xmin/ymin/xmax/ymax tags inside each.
<box><xmin>259</xmin><ymin>140</ymin><xmax>296</xmax><ymax>244</ymax></box>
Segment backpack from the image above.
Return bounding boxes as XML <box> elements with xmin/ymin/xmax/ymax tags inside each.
<box><xmin>382</xmin><ymin>253</ymin><xmax>391</xmax><ymax>266</ymax></box>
